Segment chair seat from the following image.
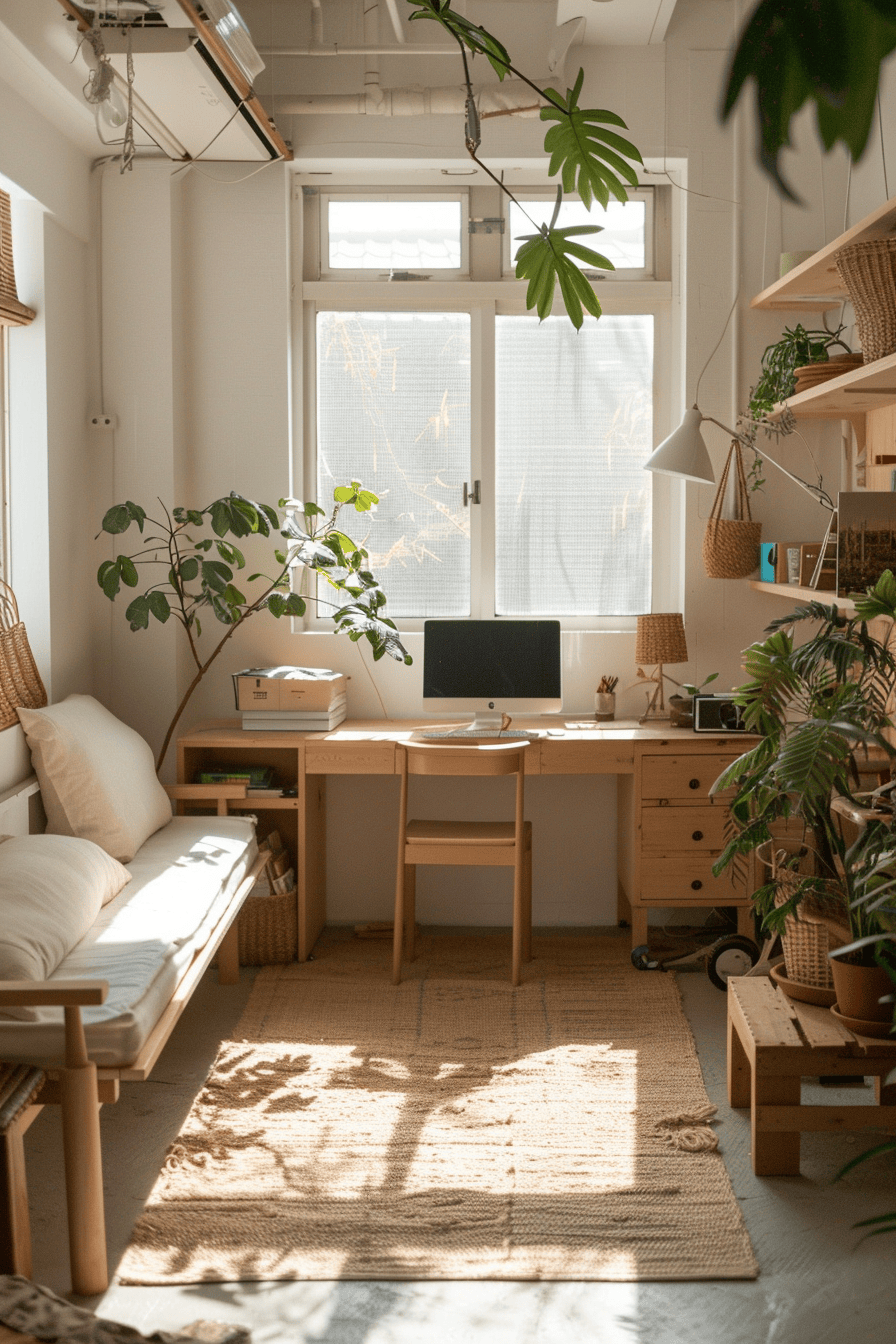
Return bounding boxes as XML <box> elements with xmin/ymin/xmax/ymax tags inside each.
<box><xmin>406</xmin><ymin>819</ymin><xmax>525</xmax><ymax>846</ymax></box>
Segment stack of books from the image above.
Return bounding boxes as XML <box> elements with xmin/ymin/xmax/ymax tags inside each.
<box><xmin>233</xmin><ymin>666</ymin><xmax>348</xmax><ymax>731</ymax></box>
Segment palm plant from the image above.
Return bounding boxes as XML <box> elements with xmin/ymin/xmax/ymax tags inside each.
<box><xmin>711</xmin><ymin>571</ymin><xmax>896</xmax><ymax>956</ymax></box>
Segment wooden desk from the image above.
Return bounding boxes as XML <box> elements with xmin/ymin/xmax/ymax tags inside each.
<box><xmin>178</xmin><ymin>719</ymin><xmax>758</xmax><ymax>959</ymax></box>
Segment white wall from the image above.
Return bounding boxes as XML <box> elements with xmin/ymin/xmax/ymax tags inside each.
<box><xmin>57</xmin><ymin>0</ymin><xmax>895</xmax><ymax>927</ymax></box>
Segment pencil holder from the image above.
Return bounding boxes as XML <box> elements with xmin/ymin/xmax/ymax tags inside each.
<box><xmin>595</xmin><ymin>692</ymin><xmax>616</xmax><ymax>721</ymax></box>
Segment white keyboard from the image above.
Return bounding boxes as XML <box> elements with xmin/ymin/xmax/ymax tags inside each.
<box><xmin>419</xmin><ymin>729</ymin><xmax>537</xmax><ymax>740</ymax></box>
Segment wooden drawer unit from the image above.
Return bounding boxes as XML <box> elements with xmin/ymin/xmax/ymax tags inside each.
<box><xmin>641</xmin><ymin>805</ymin><xmax>728</xmax><ymax>852</ymax></box>
<box><xmin>640</xmin><ymin>754</ymin><xmax>736</xmax><ymax>803</ymax></box>
<box><xmin>617</xmin><ymin>737</ymin><xmax>758</xmax><ymax>950</ymax></box>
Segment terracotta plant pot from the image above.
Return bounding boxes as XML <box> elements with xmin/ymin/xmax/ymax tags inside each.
<box><xmin>668</xmin><ymin>695</ymin><xmax>693</xmax><ymax>728</ymax></box>
<box><xmin>830</xmin><ymin>958</ymin><xmax>893</xmax><ymax>1023</ymax></box>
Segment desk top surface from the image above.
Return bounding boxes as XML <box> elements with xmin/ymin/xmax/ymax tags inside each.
<box><xmin>180</xmin><ymin>717</ymin><xmax>758</xmax><ymax>749</ymax></box>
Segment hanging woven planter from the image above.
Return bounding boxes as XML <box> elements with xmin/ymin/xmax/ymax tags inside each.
<box><xmin>0</xmin><ymin>580</ymin><xmax>47</xmax><ymax>730</ymax></box>
<box><xmin>702</xmin><ymin>441</ymin><xmax>762</xmax><ymax>579</ymax></box>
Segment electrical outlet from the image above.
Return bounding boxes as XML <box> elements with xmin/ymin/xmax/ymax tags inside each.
<box><xmin>88</xmin><ymin>413</ymin><xmax>117</xmax><ymax>430</ymax></box>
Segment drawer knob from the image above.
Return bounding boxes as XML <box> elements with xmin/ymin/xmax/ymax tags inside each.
<box><xmin>689</xmin><ymin>778</ymin><xmax>701</xmax><ymax>790</ymax></box>
<box><xmin>691</xmin><ymin>879</ymin><xmax>703</xmax><ymax>890</ymax></box>
<box><xmin>692</xmin><ymin>830</ymin><xmax>703</xmax><ymax>841</ymax></box>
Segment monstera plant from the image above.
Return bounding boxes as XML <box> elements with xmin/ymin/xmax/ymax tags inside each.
<box><xmin>408</xmin><ymin>0</ymin><xmax>643</xmax><ymax>329</ymax></box>
<box><xmin>97</xmin><ymin>484</ymin><xmax>411</xmax><ymax>769</ymax></box>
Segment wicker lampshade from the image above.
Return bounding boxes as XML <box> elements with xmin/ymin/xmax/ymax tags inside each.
<box><xmin>635</xmin><ymin>613</ymin><xmax>688</xmax><ymax>666</ymax></box>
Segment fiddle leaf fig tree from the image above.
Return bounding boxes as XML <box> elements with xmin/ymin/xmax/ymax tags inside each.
<box><xmin>406</xmin><ymin>0</ymin><xmax>642</xmax><ymax>329</ymax></box>
<box><xmin>97</xmin><ymin>485</ymin><xmax>411</xmax><ymax>770</ymax></box>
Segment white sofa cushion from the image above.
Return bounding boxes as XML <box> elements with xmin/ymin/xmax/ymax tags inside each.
<box><xmin>17</xmin><ymin>695</ymin><xmax>172</xmax><ymax>863</ymax></box>
<box><xmin>0</xmin><ymin>815</ymin><xmax>258</xmax><ymax>1065</ymax></box>
<box><xmin>0</xmin><ymin>834</ymin><xmax>132</xmax><ymax>1020</ymax></box>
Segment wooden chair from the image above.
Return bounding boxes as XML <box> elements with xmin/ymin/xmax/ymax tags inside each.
<box><xmin>393</xmin><ymin>741</ymin><xmax>533</xmax><ymax>987</ymax></box>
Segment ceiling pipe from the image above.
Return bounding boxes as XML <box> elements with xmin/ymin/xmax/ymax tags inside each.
<box><xmin>363</xmin><ymin>0</ymin><xmax>384</xmax><ymax>111</ymax></box>
<box><xmin>257</xmin><ymin>44</ymin><xmax>457</xmax><ymax>55</ymax></box>
<box><xmin>280</xmin><ymin>79</ymin><xmax>545</xmax><ymax>116</ymax></box>
<box><xmin>310</xmin><ymin>0</ymin><xmax>323</xmax><ymax>45</ymax></box>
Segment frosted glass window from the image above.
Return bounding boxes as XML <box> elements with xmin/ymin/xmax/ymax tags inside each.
<box><xmin>327</xmin><ymin>201</ymin><xmax>462</xmax><ymax>270</ymax></box>
<box><xmin>495</xmin><ymin>315</ymin><xmax>653</xmax><ymax>616</ymax></box>
<box><xmin>316</xmin><ymin>311</ymin><xmax>471</xmax><ymax>618</ymax></box>
<box><xmin>508</xmin><ymin>199</ymin><xmax>647</xmax><ymax>271</ymax></box>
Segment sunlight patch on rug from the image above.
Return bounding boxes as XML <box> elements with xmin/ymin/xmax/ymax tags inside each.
<box><xmin>117</xmin><ymin>933</ymin><xmax>757</xmax><ymax>1283</ymax></box>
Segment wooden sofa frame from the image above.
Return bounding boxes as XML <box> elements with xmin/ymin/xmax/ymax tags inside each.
<box><xmin>0</xmin><ymin>777</ymin><xmax>266</xmax><ymax>1296</ymax></box>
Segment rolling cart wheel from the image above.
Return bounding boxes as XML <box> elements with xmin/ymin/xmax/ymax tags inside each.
<box><xmin>706</xmin><ymin>935</ymin><xmax>760</xmax><ymax>991</ymax></box>
<box><xmin>631</xmin><ymin>945</ymin><xmax>657</xmax><ymax>971</ymax></box>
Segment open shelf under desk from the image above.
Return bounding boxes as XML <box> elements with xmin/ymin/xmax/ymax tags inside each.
<box><xmin>750</xmin><ymin>580</ymin><xmax>856</xmax><ymax>611</ymax></box>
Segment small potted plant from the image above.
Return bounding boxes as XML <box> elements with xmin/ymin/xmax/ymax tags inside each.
<box><xmin>712</xmin><ymin>573</ymin><xmax>896</xmax><ymax>1018</ymax></box>
<box><xmin>668</xmin><ymin>672</ymin><xmax>719</xmax><ymax>728</ymax></box>
<box><xmin>747</xmin><ymin>321</ymin><xmax>854</xmax><ymax>421</ymax></box>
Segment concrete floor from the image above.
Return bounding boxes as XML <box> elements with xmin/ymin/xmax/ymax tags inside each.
<box><xmin>21</xmin><ymin>932</ymin><xmax>896</xmax><ymax>1344</ymax></box>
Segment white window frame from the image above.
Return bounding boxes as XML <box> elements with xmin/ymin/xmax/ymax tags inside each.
<box><xmin>319</xmin><ymin>191</ymin><xmax>470</xmax><ymax>280</ymax></box>
<box><xmin>502</xmin><ymin>187</ymin><xmax>656</xmax><ymax>281</ymax></box>
<box><xmin>301</xmin><ymin>287</ymin><xmax>674</xmax><ymax>632</ymax></box>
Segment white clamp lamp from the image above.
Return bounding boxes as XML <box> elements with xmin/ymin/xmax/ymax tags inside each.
<box><xmin>644</xmin><ymin>404</ymin><xmax>836</xmax><ymax>586</ymax></box>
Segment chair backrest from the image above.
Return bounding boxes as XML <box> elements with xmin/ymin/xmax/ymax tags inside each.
<box><xmin>401</xmin><ymin>741</ymin><xmax>528</xmax><ymax>778</ymax></box>
<box><xmin>397</xmin><ymin>741</ymin><xmax>527</xmax><ymax>842</ymax></box>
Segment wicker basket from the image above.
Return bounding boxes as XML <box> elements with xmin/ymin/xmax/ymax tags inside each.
<box><xmin>0</xmin><ymin>580</ymin><xmax>47</xmax><ymax>730</ymax></box>
<box><xmin>760</xmin><ymin>839</ymin><xmax>849</xmax><ymax>989</ymax></box>
<box><xmin>702</xmin><ymin>441</ymin><xmax>761</xmax><ymax>579</ymax></box>
<box><xmin>834</xmin><ymin>238</ymin><xmax>896</xmax><ymax>364</ymax></box>
<box><xmin>232</xmin><ymin>889</ymin><xmax>297</xmax><ymax>965</ymax></box>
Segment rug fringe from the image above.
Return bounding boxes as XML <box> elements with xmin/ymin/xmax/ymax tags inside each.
<box><xmin>654</xmin><ymin>1103</ymin><xmax>720</xmax><ymax>1153</ymax></box>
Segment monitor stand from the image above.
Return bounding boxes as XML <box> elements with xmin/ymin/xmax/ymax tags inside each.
<box><xmin>465</xmin><ymin>711</ymin><xmax>505</xmax><ymax>732</ymax></box>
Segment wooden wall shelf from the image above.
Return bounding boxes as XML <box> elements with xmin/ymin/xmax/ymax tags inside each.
<box><xmin>751</xmin><ymin>194</ymin><xmax>896</xmax><ymax>312</ymax></box>
<box><xmin>772</xmin><ymin>350</ymin><xmax>896</xmax><ymax>419</ymax></box>
<box><xmin>750</xmin><ymin>580</ymin><xmax>855</xmax><ymax>611</ymax></box>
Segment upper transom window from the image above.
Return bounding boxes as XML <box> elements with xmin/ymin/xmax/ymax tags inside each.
<box><xmin>322</xmin><ymin>194</ymin><xmax>468</xmax><ymax>277</ymax></box>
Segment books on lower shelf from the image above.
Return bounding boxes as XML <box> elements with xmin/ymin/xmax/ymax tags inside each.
<box><xmin>241</xmin><ymin>695</ymin><xmax>347</xmax><ymax>732</ymax></box>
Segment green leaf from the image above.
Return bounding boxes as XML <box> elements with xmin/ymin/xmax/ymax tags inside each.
<box><xmin>125</xmin><ymin>594</ymin><xmax>150</xmax><ymax>630</ymax></box>
<box><xmin>406</xmin><ymin>0</ymin><xmax>511</xmax><ymax>79</ymax></box>
<box><xmin>284</xmin><ymin>593</ymin><xmax>306</xmax><ymax>617</ymax></box>
<box><xmin>222</xmin><ymin>583</ymin><xmax>246</xmax><ymax>607</ymax></box>
<box><xmin>721</xmin><ymin>0</ymin><xmax>896</xmax><ymax>201</ymax></box>
<box><xmin>201</xmin><ymin>560</ymin><xmax>232</xmax><ymax>594</ymax></box>
<box><xmin>209</xmin><ymin>500</ymin><xmax>231</xmax><ymax>537</ymax></box>
<box><xmin>125</xmin><ymin>501</ymin><xmax>146</xmax><ymax>531</ymax></box>
<box><xmin>304</xmin><ymin>502</ymin><xmax>326</xmax><ymax>518</ymax></box>
<box><xmin>97</xmin><ymin>559</ymin><xmax>120</xmax><ymax>600</ymax></box>
<box><xmin>179</xmin><ymin>556</ymin><xmax>199</xmax><ymax>582</ymax></box>
<box><xmin>101</xmin><ymin>504</ymin><xmax>132</xmax><ymax>535</ymax></box>
<box><xmin>119</xmin><ymin>556</ymin><xmax>139</xmax><ymax>588</ymax></box>
<box><xmin>514</xmin><ymin>221</ymin><xmax>604</xmax><ymax>328</ymax></box>
<box><xmin>540</xmin><ymin>69</ymin><xmax>642</xmax><ymax>209</ymax></box>
<box><xmin>147</xmin><ymin>591</ymin><xmax>171</xmax><ymax>623</ymax></box>
<box><xmin>267</xmin><ymin>593</ymin><xmax>287</xmax><ymax>617</ymax></box>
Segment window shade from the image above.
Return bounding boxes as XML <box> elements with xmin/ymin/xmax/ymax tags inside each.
<box><xmin>0</xmin><ymin>192</ymin><xmax>35</xmax><ymax>328</ymax></box>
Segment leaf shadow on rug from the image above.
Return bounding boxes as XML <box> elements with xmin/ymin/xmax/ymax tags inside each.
<box><xmin>117</xmin><ymin>932</ymin><xmax>758</xmax><ymax>1285</ymax></box>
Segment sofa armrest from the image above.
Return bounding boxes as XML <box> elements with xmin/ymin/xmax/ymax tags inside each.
<box><xmin>0</xmin><ymin>980</ymin><xmax>108</xmax><ymax>1008</ymax></box>
<box><xmin>164</xmin><ymin>783</ymin><xmax>248</xmax><ymax>817</ymax></box>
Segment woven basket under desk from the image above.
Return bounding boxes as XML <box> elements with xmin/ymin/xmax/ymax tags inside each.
<box><xmin>212</xmin><ymin>889</ymin><xmax>298</xmax><ymax>967</ymax></box>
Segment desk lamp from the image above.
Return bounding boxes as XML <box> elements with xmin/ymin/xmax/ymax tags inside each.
<box><xmin>635</xmin><ymin>613</ymin><xmax>688</xmax><ymax>724</ymax></box>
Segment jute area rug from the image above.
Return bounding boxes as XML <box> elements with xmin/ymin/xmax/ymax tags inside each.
<box><xmin>118</xmin><ymin>932</ymin><xmax>758</xmax><ymax>1284</ymax></box>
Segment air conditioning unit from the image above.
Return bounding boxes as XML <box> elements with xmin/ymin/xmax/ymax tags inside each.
<box><xmin>63</xmin><ymin>0</ymin><xmax>290</xmax><ymax>163</ymax></box>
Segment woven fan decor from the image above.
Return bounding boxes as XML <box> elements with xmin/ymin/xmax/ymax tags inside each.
<box><xmin>0</xmin><ymin>580</ymin><xmax>47</xmax><ymax>729</ymax></box>
<box><xmin>0</xmin><ymin>191</ymin><xmax>36</xmax><ymax>329</ymax></box>
<box><xmin>702</xmin><ymin>440</ymin><xmax>761</xmax><ymax>579</ymax></box>
<box><xmin>834</xmin><ymin>238</ymin><xmax>896</xmax><ymax>364</ymax></box>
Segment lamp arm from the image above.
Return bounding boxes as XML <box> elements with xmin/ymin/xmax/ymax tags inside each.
<box><xmin>701</xmin><ymin>414</ymin><xmax>835</xmax><ymax>512</ymax></box>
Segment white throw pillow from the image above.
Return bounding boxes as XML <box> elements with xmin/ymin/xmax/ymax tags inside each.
<box><xmin>0</xmin><ymin>833</ymin><xmax>132</xmax><ymax>1020</ymax></box>
<box><xmin>17</xmin><ymin>695</ymin><xmax>172</xmax><ymax>863</ymax></box>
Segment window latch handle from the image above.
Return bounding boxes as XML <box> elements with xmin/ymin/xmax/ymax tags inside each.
<box><xmin>463</xmin><ymin>480</ymin><xmax>481</xmax><ymax>507</ymax></box>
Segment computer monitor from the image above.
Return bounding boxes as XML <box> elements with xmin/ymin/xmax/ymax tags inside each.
<box><xmin>422</xmin><ymin>620</ymin><xmax>562</xmax><ymax>729</ymax></box>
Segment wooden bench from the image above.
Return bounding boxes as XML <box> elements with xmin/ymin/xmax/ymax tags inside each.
<box><xmin>727</xmin><ymin>976</ymin><xmax>896</xmax><ymax>1175</ymax></box>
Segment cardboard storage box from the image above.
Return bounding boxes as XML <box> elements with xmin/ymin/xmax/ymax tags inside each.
<box><xmin>233</xmin><ymin>666</ymin><xmax>347</xmax><ymax>712</ymax></box>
